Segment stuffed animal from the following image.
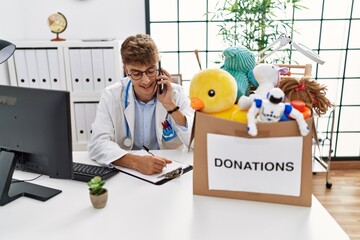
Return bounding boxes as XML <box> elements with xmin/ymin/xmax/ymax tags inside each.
<box><xmin>238</xmin><ymin>64</ymin><xmax>288</xmax><ymax>110</ymax></box>
<box><xmin>189</xmin><ymin>68</ymin><xmax>247</xmax><ymax>122</ymax></box>
<box><xmin>281</xmin><ymin>99</ymin><xmax>312</xmax><ymax>121</ymax></box>
<box><xmin>247</xmin><ymin>88</ymin><xmax>310</xmax><ymax>137</ymax></box>
<box><xmin>221</xmin><ymin>46</ymin><xmax>256</xmax><ymax>102</ymax></box>
<box><xmin>279</xmin><ymin>76</ymin><xmax>333</xmax><ymax>116</ymax></box>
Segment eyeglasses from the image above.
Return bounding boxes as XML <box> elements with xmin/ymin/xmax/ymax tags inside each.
<box><xmin>127</xmin><ymin>67</ymin><xmax>158</xmax><ymax>80</ymax></box>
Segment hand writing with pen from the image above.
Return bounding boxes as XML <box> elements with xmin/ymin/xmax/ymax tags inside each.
<box><xmin>113</xmin><ymin>146</ymin><xmax>172</xmax><ymax>175</ymax></box>
<box><xmin>138</xmin><ymin>145</ymin><xmax>172</xmax><ymax>175</ymax></box>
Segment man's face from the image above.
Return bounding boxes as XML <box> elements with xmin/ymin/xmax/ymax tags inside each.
<box><xmin>124</xmin><ymin>63</ymin><xmax>159</xmax><ymax>102</ymax></box>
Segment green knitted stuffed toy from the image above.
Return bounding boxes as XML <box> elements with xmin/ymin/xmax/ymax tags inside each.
<box><xmin>221</xmin><ymin>46</ymin><xmax>256</xmax><ymax>102</ymax></box>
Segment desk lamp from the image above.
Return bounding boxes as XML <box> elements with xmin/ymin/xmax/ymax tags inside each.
<box><xmin>0</xmin><ymin>39</ymin><xmax>16</xmax><ymax>64</ymax></box>
<box><xmin>256</xmin><ymin>33</ymin><xmax>325</xmax><ymax>65</ymax></box>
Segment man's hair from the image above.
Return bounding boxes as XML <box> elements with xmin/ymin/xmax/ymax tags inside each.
<box><xmin>121</xmin><ymin>34</ymin><xmax>159</xmax><ymax>66</ymax></box>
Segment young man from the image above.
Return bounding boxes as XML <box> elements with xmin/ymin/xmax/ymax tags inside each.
<box><xmin>88</xmin><ymin>34</ymin><xmax>194</xmax><ymax>175</ymax></box>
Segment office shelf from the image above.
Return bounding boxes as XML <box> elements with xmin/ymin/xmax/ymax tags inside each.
<box><xmin>7</xmin><ymin>39</ymin><xmax>123</xmax><ymax>151</ymax></box>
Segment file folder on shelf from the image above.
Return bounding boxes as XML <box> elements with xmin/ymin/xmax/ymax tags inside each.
<box><xmin>47</xmin><ymin>49</ymin><xmax>65</xmax><ymax>90</ymax></box>
<box><xmin>84</xmin><ymin>103</ymin><xmax>97</xmax><ymax>141</ymax></box>
<box><xmin>35</xmin><ymin>49</ymin><xmax>52</xmax><ymax>89</ymax></box>
<box><xmin>74</xmin><ymin>103</ymin><xmax>88</xmax><ymax>143</ymax></box>
<box><xmin>80</xmin><ymin>49</ymin><xmax>95</xmax><ymax>91</ymax></box>
<box><xmin>13</xmin><ymin>50</ymin><xmax>29</xmax><ymax>88</ymax></box>
<box><xmin>103</xmin><ymin>48</ymin><xmax>116</xmax><ymax>87</ymax></box>
<box><xmin>91</xmin><ymin>49</ymin><xmax>106</xmax><ymax>91</ymax></box>
<box><xmin>69</xmin><ymin>49</ymin><xmax>83</xmax><ymax>92</ymax></box>
<box><xmin>25</xmin><ymin>49</ymin><xmax>40</xmax><ymax>89</ymax></box>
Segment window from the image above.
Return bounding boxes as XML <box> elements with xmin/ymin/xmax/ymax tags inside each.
<box><xmin>146</xmin><ymin>0</ymin><xmax>360</xmax><ymax>159</ymax></box>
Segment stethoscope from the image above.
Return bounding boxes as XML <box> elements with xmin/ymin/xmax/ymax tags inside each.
<box><xmin>123</xmin><ymin>80</ymin><xmax>133</xmax><ymax>148</ymax></box>
<box><xmin>122</xmin><ymin>79</ymin><xmax>173</xmax><ymax>148</ymax></box>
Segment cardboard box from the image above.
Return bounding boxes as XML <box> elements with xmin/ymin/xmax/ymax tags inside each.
<box><xmin>192</xmin><ymin>111</ymin><xmax>313</xmax><ymax>207</ymax></box>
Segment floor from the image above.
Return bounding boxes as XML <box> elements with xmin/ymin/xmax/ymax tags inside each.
<box><xmin>312</xmin><ymin>169</ymin><xmax>360</xmax><ymax>240</ymax></box>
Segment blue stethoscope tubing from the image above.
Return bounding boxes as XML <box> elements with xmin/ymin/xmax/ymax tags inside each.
<box><xmin>123</xmin><ymin>80</ymin><xmax>132</xmax><ymax>147</ymax></box>
<box><xmin>123</xmin><ymin>79</ymin><xmax>170</xmax><ymax>148</ymax></box>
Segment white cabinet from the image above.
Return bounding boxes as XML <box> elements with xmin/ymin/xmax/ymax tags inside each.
<box><xmin>7</xmin><ymin>40</ymin><xmax>123</xmax><ymax>150</ymax></box>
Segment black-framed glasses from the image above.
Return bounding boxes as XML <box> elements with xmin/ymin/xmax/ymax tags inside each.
<box><xmin>128</xmin><ymin>67</ymin><xmax>158</xmax><ymax>80</ymax></box>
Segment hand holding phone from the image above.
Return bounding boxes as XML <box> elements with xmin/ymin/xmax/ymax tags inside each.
<box><xmin>158</xmin><ymin>60</ymin><xmax>164</xmax><ymax>94</ymax></box>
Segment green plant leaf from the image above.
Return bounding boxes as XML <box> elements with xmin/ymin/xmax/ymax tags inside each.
<box><xmin>208</xmin><ymin>0</ymin><xmax>307</xmax><ymax>63</ymax></box>
<box><xmin>88</xmin><ymin>176</ymin><xmax>106</xmax><ymax>195</ymax></box>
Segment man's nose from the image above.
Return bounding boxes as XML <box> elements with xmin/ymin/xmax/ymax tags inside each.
<box><xmin>140</xmin><ymin>73</ymin><xmax>152</xmax><ymax>84</ymax></box>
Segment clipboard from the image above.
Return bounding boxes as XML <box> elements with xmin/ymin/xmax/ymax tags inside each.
<box><xmin>115</xmin><ymin>150</ymin><xmax>193</xmax><ymax>185</ymax></box>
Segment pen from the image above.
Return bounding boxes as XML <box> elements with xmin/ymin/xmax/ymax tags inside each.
<box><xmin>142</xmin><ymin>145</ymin><xmax>168</xmax><ymax>170</ymax></box>
<box><xmin>142</xmin><ymin>145</ymin><xmax>154</xmax><ymax>156</ymax></box>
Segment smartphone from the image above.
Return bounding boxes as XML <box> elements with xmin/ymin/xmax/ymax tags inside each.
<box><xmin>158</xmin><ymin>60</ymin><xmax>164</xmax><ymax>94</ymax></box>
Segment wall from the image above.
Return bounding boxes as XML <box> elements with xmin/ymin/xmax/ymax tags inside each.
<box><xmin>0</xmin><ymin>0</ymin><xmax>146</xmax><ymax>85</ymax></box>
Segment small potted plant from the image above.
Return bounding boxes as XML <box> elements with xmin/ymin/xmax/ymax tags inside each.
<box><xmin>88</xmin><ymin>176</ymin><xmax>108</xmax><ymax>209</ymax></box>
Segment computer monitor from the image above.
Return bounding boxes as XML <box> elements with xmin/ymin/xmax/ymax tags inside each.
<box><xmin>0</xmin><ymin>85</ymin><xmax>73</xmax><ymax>206</ymax></box>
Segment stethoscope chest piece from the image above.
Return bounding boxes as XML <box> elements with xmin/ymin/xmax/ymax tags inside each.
<box><xmin>123</xmin><ymin>137</ymin><xmax>132</xmax><ymax>148</ymax></box>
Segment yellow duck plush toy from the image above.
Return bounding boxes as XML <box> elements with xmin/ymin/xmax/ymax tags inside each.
<box><xmin>190</xmin><ymin>68</ymin><xmax>247</xmax><ymax>122</ymax></box>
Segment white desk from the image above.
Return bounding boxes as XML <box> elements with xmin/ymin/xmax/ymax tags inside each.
<box><xmin>0</xmin><ymin>150</ymin><xmax>349</xmax><ymax>240</ymax></box>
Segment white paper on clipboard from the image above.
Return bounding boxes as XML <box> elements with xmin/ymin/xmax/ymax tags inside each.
<box><xmin>115</xmin><ymin>150</ymin><xmax>192</xmax><ymax>185</ymax></box>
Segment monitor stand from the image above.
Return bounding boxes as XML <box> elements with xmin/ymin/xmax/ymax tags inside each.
<box><xmin>0</xmin><ymin>150</ymin><xmax>61</xmax><ymax>206</ymax></box>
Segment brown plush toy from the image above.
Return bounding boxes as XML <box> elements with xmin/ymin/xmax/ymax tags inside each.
<box><xmin>279</xmin><ymin>76</ymin><xmax>334</xmax><ymax>116</ymax></box>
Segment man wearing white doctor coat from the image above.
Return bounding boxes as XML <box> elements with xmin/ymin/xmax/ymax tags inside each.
<box><xmin>88</xmin><ymin>34</ymin><xmax>194</xmax><ymax>175</ymax></box>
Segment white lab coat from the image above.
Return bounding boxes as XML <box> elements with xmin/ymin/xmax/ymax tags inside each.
<box><xmin>88</xmin><ymin>77</ymin><xmax>194</xmax><ymax>166</ymax></box>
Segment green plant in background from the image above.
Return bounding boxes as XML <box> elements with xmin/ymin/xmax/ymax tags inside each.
<box><xmin>209</xmin><ymin>0</ymin><xmax>306</xmax><ymax>63</ymax></box>
<box><xmin>88</xmin><ymin>176</ymin><xmax>106</xmax><ymax>195</ymax></box>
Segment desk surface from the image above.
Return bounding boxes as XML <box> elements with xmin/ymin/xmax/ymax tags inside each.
<box><xmin>1</xmin><ymin>150</ymin><xmax>349</xmax><ymax>240</ymax></box>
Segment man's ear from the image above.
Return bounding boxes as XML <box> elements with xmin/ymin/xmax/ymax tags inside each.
<box><xmin>123</xmin><ymin>65</ymin><xmax>128</xmax><ymax>76</ymax></box>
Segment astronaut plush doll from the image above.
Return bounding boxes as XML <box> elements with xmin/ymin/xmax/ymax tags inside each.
<box><xmin>247</xmin><ymin>87</ymin><xmax>310</xmax><ymax>137</ymax></box>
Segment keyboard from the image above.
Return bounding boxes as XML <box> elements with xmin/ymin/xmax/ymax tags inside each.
<box><xmin>73</xmin><ymin>162</ymin><xmax>120</xmax><ymax>182</ymax></box>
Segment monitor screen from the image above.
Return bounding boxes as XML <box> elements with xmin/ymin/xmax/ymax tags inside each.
<box><xmin>0</xmin><ymin>85</ymin><xmax>73</xmax><ymax>206</ymax></box>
